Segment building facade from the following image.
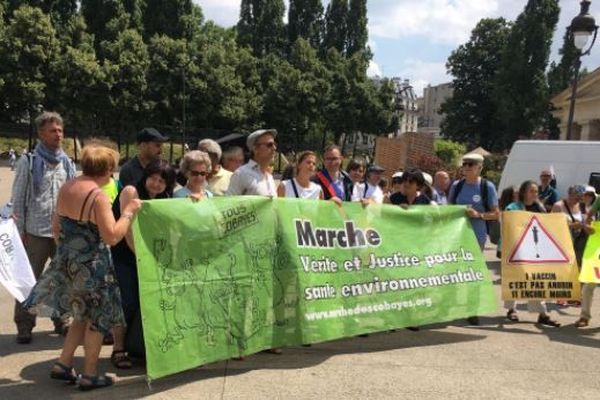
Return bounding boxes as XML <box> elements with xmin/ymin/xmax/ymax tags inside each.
<box><xmin>418</xmin><ymin>82</ymin><xmax>453</xmax><ymax>137</ymax></box>
<box><xmin>551</xmin><ymin>66</ymin><xmax>600</xmax><ymax>140</ymax></box>
<box><xmin>391</xmin><ymin>77</ymin><xmax>419</xmax><ymax>136</ymax></box>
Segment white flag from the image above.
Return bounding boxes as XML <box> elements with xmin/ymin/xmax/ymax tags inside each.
<box><xmin>0</xmin><ymin>219</ymin><xmax>35</xmax><ymax>302</ymax></box>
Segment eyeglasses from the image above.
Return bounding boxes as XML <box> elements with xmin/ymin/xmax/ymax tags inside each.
<box><xmin>256</xmin><ymin>142</ymin><xmax>276</xmax><ymax>148</ymax></box>
<box><xmin>190</xmin><ymin>170</ymin><xmax>208</xmax><ymax>177</ymax></box>
<box><xmin>462</xmin><ymin>162</ymin><xmax>476</xmax><ymax>167</ymax></box>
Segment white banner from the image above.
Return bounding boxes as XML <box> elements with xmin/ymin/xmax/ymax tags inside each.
<box><xmin>0</xmin><ymin>219</ymin><xmax>35</xmax><ymax>302</ymax></box>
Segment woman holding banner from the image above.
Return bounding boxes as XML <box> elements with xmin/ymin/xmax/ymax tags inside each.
<box><xmin>503</xmin><ymin>180</ymin><xmax>560</xmax><ymax>327</ymax></box>
<box><xmin>277</xmin><ymin>151</ymin><xmax>323</xmax><ymax>199</ymax></box>
<box><xmin>110</xmin><ymin>159</ymin><xmax>177</xmax><ymax>367</ymax></box>
<box><xmin>22</xmin><ymin>144</ymin><xmax>142</xmax><ymax>390</ymax></box>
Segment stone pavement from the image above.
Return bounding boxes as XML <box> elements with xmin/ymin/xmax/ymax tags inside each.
<box><xmin>0</xmin><ymin>165</ymin><xmax>598</xmax><ymax>400</ymax></box>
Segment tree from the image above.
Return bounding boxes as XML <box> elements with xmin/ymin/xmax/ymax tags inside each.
<box><xmin>494</xmin><ymin>0</ymin><xmax>560</xmax><ymax>148</ymax></box>
<box><xmin>346</xmin><ymin>0</ymin><xmax>368</xmax><ymax>59</ymax></box>
<box><xmin>45</xmin><ymin>14</ymin><xmax>106</xmax><ymax>131</ymax></box>
<box><xmin>440</xmin><ymin>18</ymin><xmax>511</xmax><ymax>150</ymax></box>
<box><xmin>547</xmin><ymin>28</ymin><xmax>579</xmax><ymax>97</ymax></box>
<box><xmin>322</xmin><ymin>0</ymin><xmax>347</xmax><ymax>55</ymax></box>
<box><xmin>102</xmin><ymin>28</ymin><xmax>150</xmax><ymax>133</ymax></box>
<box><xmin>143</xmin><ymin>0</ymin><xmax>203</xmax><ymax>40</ymax></box>
<box><xmin>288</xmin><ymin>0</ymin><xmax>323</xmax><ymax>50</ymax></box>
<box><xmin>237</xmin><ymin>0</ymin><xmax>286</xmax><ymax>57</ymax></box>
<box><xmin>5</xmin><ymin>0</ymin><xmax>77</xmax><ymax>24</ymax></box>
<box><xmin>0</xmin><ymin>5</ymin><xmax>59</xmax><ymax>122</ymax></box>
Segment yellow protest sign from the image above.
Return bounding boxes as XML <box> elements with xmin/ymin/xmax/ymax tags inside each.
<box><xmin>579</xmin><ymin>221</ymin><xmax>600</xmax><ymax>283</ymax></box>
<box><xmin>501</xmin><ymin>211</ymin><xmax>579</xmax><ymax>301</ymax></box>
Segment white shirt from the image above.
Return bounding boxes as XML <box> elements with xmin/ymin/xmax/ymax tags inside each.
<box><xmin>282</xmin><ymin>178</ymin><xmax>322</xmax><ymax>199</ymax></box>
<box><xmin>226</xmin><ymin>159</ymin><xmax>276</xmax><ymax>196</ymax></box>
<box><xmin>351</xmin><ymin>182</ymin><xmax>383</xmax><ymax>204</ymax></box>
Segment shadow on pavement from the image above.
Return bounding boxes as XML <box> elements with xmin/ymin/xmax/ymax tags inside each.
<box><xmin>0</xmin><ymin>330</ymin><xmax>64</xmax><ymax>357</ymax></box>
<box><xmin>1</xmin><ymin>329</ymin><xmax>486</xmax><ymax>399</ymax></box>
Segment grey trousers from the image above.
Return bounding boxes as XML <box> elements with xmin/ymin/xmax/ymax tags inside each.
<box><xmin>14</xmin><ymin>234</ymin><xmax>58</xmax><ymax>330</ymax></box>
<box><xmin>581</xmin><ymin>283</ymin><xmax>597</xmax><ymax>320</ymax></box>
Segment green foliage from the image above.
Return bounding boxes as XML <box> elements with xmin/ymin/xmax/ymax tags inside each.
<box><xmin>434</xmin><ymin>139</ymin><xmax>466</xmax><ymax>165</ymax></box>
<box><xmin>346</xmin><ymin>0</ymin><xmax>369</xmax><ymax>62</ymax></box>
<box><xmin>322</xmin><ymin>0</ymin><xmax>347</xmax><ymax>54</ymax></box>
<box><xmin>0</xmin><ymin>5</ymin><xmax>59</xmax><ymax>122</ymax></box>
<box><xmin>0</xmin><ymin>1</ymin><xmax>393</xmax><ymax>148</ymax></box>
<box><xmin>288</xmin><ymin>0</ymin><xmax>323</xmax><ymax>50</ymax></box>
<box><xmin>237</xmin><ymin>0</ymin><xmax>286</xmax><ymax>57</ymax></box>
<box><xmin>493</xmin><ymin>0</ymin><xmax>560</xmax><ymax>148</ymax></box>
<box><xmin>547</xmin><ymin>28</ymin><xmax>580</xmax><ymax>97</ymax></box>
<box><xmin>440</xmin><ymin>18</ymin><xmax>511</xmax><ymax>150</ymax></box>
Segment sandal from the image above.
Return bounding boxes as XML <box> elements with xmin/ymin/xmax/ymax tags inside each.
<box><xmin>506</xmin><ymin>309</ymin><xmax>519</xmax><ymax>322</ymax></box>
<box><xmin>111</xmin><ymin>350</ymin><xmax>132</xmax><ymax>369</ymax></box>
<box><xmin>50</xmin><ymin>361</ymin><xmax>77</xmax><ymax>384</ymax></box>
<box><xmin>78</xmin><ymin>374</ymin><xmax>114</xmax><ymax>391</ymax></box>
<box><xmin>575</xmin><ymin>318</ymin><xmax>589</xmax><ymax>328</ymax></box>
<box><xmin>537</xmin><ymin>315</ymin><xmax>561</xmax><ymax>327</ymax></box>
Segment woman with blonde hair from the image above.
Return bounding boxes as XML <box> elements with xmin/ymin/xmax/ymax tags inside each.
<box><xmin>23</xmin><ymin>144</ymin><xmax>142</xmax><ymax>390</ymax></box>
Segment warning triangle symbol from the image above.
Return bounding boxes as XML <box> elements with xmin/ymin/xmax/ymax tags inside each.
<box><xmin>508</xmin><ymin>215</ymin><xmax>569</xmax><ymax>264</ymax></box>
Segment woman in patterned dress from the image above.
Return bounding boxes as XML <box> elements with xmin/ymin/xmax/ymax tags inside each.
<box><xmin>23</xmin><ymin>144</ymin><xmax>142</xmax><ymax>390</ymax></box>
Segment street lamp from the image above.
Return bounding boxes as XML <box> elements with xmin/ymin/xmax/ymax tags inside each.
<box><xmin>566</xmin><ymin>0</ymin><xmax>598</xmax><ymax>140</ymax></box>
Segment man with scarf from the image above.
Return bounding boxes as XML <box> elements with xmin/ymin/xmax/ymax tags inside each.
<box><xmin>313</xmin><ymin>145</ymin><xmax>353</xmax><ymax>204</ymax></box>
<box><xmin>10</xmin><ymin>111</ymin><xmax>76</xmax><ymax>344</ymax></box>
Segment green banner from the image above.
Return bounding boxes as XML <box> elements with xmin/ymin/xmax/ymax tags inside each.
<box><xmin>133</xmin><ymin>197</ymin><xmax>497</xmax><ymax>379</ymax></box>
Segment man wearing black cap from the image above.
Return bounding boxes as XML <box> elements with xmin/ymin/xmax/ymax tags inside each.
<box><xmin>119</xmin><ymin>128</ymin><xmax>168</xmax><ymax>187</ymax></box>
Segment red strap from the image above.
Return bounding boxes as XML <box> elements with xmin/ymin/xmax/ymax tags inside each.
<box><xmin>317</xmin><ymin>171</ymin><xmax>338</xmax><ymax>199</ymax></box>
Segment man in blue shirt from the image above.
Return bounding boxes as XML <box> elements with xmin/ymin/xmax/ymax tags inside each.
<box><xmin>448</xmin><ymin>153</ymin><xmax>499</xmax><ymax>325</ymax></box>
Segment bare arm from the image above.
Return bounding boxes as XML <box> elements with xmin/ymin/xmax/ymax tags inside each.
<box><xmin>94</xmin><ymin>188</ymin><xmax>141</xmax><ymax>246</ymax></box>
<box><xmin>119</xmin><ymin>186</ymin><xmax>139</xmax><ymax>251</ymax></box>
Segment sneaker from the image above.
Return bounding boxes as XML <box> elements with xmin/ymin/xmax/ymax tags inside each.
<box><xmin>16</xmin><ymin>328</ymin><xmax>32</xmax><ymax>344</ymax></box>
<box><xmin>466</xmin><ymin>316</ymin><xmax>479</xmax><ymax>325</ymax></box>
<box><xmin>537</xmin><ymin>315</ymin><xmax>561</xmax><ymax>327</ymax></box>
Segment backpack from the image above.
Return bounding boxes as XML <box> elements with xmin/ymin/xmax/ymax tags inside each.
<box><xmin>449</xmin><ymin>178</ymin><xmax>501</xmax><ymax>244</ymax></box>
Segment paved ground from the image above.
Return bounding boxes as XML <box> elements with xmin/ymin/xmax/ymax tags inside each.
<box><xmin>0</xmin><ymin>165</ymin><xmax>599</xmax><ymax>400</ymax></box>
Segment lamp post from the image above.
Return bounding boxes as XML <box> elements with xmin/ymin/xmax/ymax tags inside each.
<box><xmin>566</xmin><ymin>0</ymin><xmax>598</xmax><ymax>140</ymax></box>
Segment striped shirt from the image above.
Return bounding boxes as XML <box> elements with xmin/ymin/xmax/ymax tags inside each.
<box><xmin>11</xmin><ymin>154</ymin><xmax>71</xmax><ymax>237</ymax></box>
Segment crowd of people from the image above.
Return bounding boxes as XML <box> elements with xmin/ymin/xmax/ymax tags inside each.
<box><xmin>9</xmin><ymin>111</ymin><xmax>600</xmax><ymax>390</ymax></box>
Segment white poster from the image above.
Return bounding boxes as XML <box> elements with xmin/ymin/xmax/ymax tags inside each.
<box><xmin>0</xmin><ymin>219</ymin><xmax>35</xmax><ymax>302</ymax></box>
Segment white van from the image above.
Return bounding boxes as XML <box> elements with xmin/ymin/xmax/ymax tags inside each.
<box><xmin>498</xmin><ymin>140</ymin><xmax>600</xmax><ymax>197</ymax></box>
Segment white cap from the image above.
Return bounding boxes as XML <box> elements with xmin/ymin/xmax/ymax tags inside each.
<box><xmin>422</xmin><ymin>172</ymin><xmax>433</xmax><ymax>185</ymax></box>
<box><xmin>246</xmin><ymin>129</ymin><xmax>277</xmax><ymax>149</ymax></box>
<box><xmin>392</xmin><ymin>171</ymin><xmax>403</xmax><ymax>179</ymax></box>
<box><xmin>585</xmin><ymin>185</ymin><xmax>597</xmax><ymax>194</ymax></box>
<box><xmin>462</xmin><ymin>153</ymin><xmax>484</xmax><ymax>163</ymax></box>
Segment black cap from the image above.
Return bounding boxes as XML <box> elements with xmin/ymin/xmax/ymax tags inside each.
<box><xmin>368</xmin><ymin>164</ymin><xmax>385</xmax><ymax>173</ymax></box>
<box><xmin>136</xmin><ymin>127</ymin><xmax>168</xmax><ymax>143</ymax></box>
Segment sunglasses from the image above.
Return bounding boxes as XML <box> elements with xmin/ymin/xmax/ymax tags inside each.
<box><xmin>190</xmin><ymin>170</ymin><xmax>208</xmax><ymax>177</ymax></box>
<box><xmin>462</xmin><ymin>162</ymin><xmax>476</xmax><ymax>167</ymax></box>
<box><xmin>540</xmin><ymin>174</ymin><xmax>551</xmax><ymax>178</ymax></box>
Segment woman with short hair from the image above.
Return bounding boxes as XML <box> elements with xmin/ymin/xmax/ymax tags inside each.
<box><xmin>174</xmin><ymin>150</ymin><xmax>213</xmax><ymax>200</ymax></box>
<box><xmin>23</xmin><ymin>144</ymin><xmax>142</xmax><ymax>390</ymax></box>
<box><xmin>503</xmin><ymin>180</ymin><xmax>560</xmax><ymax>327</ymax></box>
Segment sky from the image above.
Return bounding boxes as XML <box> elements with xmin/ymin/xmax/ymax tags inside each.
<box><xmin>196</xmin><ymin>0</ymin><xmax>600</xmax><ymax>96</ymax></box>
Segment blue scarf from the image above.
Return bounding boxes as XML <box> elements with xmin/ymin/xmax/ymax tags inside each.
<box><xmin>32</xmin><ymin>142</ymin><xmax>76</xmax><ymax>194</ymax></box>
